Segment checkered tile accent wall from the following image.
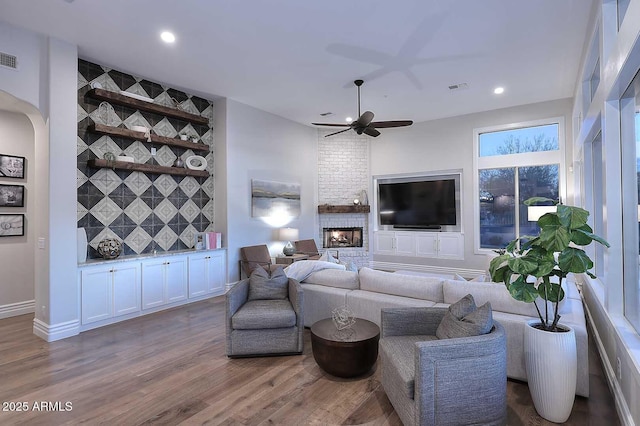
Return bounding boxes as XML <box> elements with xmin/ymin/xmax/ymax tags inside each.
<box><xmin>77</xmin><ymin>59</ymin><xmax>215</xmax><ymax>259</ymax></box>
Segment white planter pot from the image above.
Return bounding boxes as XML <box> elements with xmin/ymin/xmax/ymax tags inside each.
<box><xmin>524</xmin><ymin>319</ymin><xmax>577</xmax><ymax>423</ymax></box>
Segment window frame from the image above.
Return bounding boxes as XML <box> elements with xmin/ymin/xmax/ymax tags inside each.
<box><xmin>473</xmin><ymin>117</ymin><xmax>566</xmax><ymax>254</ymax></box>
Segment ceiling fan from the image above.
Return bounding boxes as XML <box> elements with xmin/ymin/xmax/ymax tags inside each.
<box><xmin>312</xmin><ymin>80</ymin><xmax>413</xmax><ymax>138</ymax></box>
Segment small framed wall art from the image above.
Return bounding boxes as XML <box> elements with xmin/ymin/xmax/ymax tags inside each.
<box><xmin>0</xmin><ymin>154</ymin><xmax>25</xmax><ymax>179</ymax></box>
<box><xmin>0</xmin><ymin>214</ymin><xmax>25</xmax><ymax>237</ymax></box>
<box><xmin>0</xmin><ymin>184</ymin><xmax>24</xmax><ymax>207</ymax></box>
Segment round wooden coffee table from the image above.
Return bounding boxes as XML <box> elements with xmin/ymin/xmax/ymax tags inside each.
<box><xmin>310</xmin><ymin>317</ymin><xmax>380</xmax><ymax>378</ymax></box>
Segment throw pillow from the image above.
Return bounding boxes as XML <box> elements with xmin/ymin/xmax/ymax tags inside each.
<box><xmin>339</xmin><ymin>260</ymin><xmax>359</xmax><ymax>272</ymax></box>
<box><xmin>248</xmin><ymin>266</ymin><xmax>289</xmax><ymax>301</ymax></box>
<box><xmin>436</xmin><ymin>294</ymin><xmax>494</xmax><ymax>339</ymax></box>
<box><xmin>470</xmin><ymin>274</ymin><xmax>487</xmax><ymax>282</ymax></box>
<box><xmin>319</xmin><ymin>251</ymin><xmax>339</xmax><ymax>264</ymax></box>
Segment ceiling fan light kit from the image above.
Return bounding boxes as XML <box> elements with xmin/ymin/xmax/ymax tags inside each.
<box><xmin>312</xmin><ymin>80</ymin><xmax>413</xmax><ymax>138</ymax></box>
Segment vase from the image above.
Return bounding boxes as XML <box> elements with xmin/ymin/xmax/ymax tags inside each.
<box><xmin>77</xmin><ymin>228</ymin><xmax>87</xmax><ymax>263</ymax></box>
<box><xmin>524</xmin><ymin>319</ymin><xmax>577</xmax><ymax>423</ymax></box>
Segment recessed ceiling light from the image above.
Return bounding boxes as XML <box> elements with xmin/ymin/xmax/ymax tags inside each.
<box><xmin>345</xmin><ymin>116</ymin><xmax>353</xmax><ymax>123</ymax></box>
<box><xmin>160</xmin><ymin>31</ymin><xmax>176</xmax><ymax>44</ymax></box>
<box><xmin>494</xmin><ymin>87</ymin><xmax>505</xmax><ymax>95</ymax></box>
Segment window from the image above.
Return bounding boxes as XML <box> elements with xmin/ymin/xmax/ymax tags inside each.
<box><xmin>618</xmin><ymin>0</ymin><xmax>631</xmax><ymax>29</ymax></box>
<box><xmin>620</xmin><ymin>70</ymin><xmax>640</xmax><ymax>331</ymax></box>
<box><xmin>475</xmin><ymin>120</ymin><xmax>563</xmax><ymax>251</ymax></box>
<box><xmin>584</xmin><ymin>131</ymin><xmax>606</xmax><ymax>279</ymax></box>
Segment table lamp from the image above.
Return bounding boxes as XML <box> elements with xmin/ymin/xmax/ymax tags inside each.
<box><xmin>527</xmin><ymin>205</ymin><xmax>557</xmax><ymax>222</ymax></box>
<box><xmin>278</xmin><ymin>227</ymin><xmax>299</xmax><ymax>256</ymax></box>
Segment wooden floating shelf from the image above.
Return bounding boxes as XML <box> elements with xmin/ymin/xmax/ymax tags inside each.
<box><xmin>317</xmin><ymin>205</ymin><xmax>371</xmax><ymax>214</ymax></box>
<box><xmin>89</xmin><ymin>123</ymin><xmax>210</xmax><ymax>153</ymax></box>
<box><xmin>88</xmin><ymin>159</ymin><xmax>209</xmax><ymax>178</ymax></box>
<box><xmin>86</xmin><ymin>88</ymin><xmax>209</xmax><ymax>126</ymax></box>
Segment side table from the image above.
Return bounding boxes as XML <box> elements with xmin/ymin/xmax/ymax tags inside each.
<box><xmin>310</xmin><ymin>318</ymin><xmax>380</xmax><ymax>378</ymax></box>
<box><xmin>275</xmin><ymin>254</ymin><xmax>309</xmax><ymax>265</ymax></box>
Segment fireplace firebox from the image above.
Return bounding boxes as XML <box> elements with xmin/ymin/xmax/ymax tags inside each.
<box><xmin>323</xmin><ymin>227</ymin><xmax>363</xmax><ymax>248</ymax></box>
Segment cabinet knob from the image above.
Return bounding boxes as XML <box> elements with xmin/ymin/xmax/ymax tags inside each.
<box><xmin>166</xmin><ymin>261</ymin><xmax>170</xmax><ymax>265</ymax></box>
<box><xmin>109</xmin><ymin>269</ymin><xmax>114</xmax><ymax>273</ymax></box>
<box><xmin>206</xmin><ymin>256</ymin><xmax>211</xmax><ymax>259</ymax></box>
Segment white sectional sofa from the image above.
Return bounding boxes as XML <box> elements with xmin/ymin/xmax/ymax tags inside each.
<box><xmin>300</xmin><ymin>267</ymin><xmax>589</xmax><ymax>398</ymax></box>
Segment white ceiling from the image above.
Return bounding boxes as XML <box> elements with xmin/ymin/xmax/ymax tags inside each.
<box><xmin>0</xmin><ymin>0</ymin><xmax>595</xmax><ymax>127</ymax></box>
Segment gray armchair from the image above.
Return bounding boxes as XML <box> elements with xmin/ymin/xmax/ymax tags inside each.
<box><xmin>226</xmin><ymin>277</ymin><xmax>304</xmax><ymax>357</ymax></box>
<box><xmin>380</xmin><ymin>307</ymin><xmax>507</xmax><ymax>426</ymax></box>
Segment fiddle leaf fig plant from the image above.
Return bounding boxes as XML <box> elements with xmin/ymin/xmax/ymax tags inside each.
<box><xmin>489</xmin><ymin>197</ymin><xmax>609</xmax><ymax>331</ymax></box>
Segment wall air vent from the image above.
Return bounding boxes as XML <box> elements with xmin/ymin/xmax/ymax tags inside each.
<box><xmin>0</xmin><ymin>52</ymin><xmax>18</xmax><ymax>70</ymax></box>
<box><xmin>448</xmin><ymin>83</ymin><xmax>468</xmax><ymax>91</ymax></box>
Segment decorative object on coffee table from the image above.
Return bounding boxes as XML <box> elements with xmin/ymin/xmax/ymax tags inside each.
<box><xmin>97</xmin><ymin>238</ymin><xmax>122</xmax><ymax>259</ymax></box>
<box><xmin>311</xmin><ymin>317</ymin><xmax>379</xmax><ymax>378</ymax></box>
<box><xmin>331</xmin><ymin>305</ymin><xmax>355</xmax><ymax>330</ymax></box>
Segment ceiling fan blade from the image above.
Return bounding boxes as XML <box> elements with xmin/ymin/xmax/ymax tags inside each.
<box><xmin>324</xmin><ymin>128</ymin><xmax>352</xmax><ymax>138</ymax></box>
<box><xmin>355</xmin><ymin>111</ymin><xmax>374</xmax><ymax>127</ymax></box>
<box><xmin>370</xmin><ymin>120</ymin><xmax>413</xmax><ymax>128</ymax></box>
<box><xmin>311</xmin><ymin>122</ymin><xmax>351</xmax><ymax>127</ymax></box>
<box><xmin>363</xmin><ymin>127</ymin><xmax>380</xmax><ymax>137</ymax></box>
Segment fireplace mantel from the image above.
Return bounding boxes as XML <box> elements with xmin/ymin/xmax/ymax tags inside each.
<box><xmin>318</xmin><ymin>205</ymin><xmax>371</xmax><ymax>214</ymax></box>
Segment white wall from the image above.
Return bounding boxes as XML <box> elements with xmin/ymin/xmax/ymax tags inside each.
<box><xmin>0</xmin><ymin>110</ymin><xmax>35</xmax><ymax>318</ymax></box>
<box><xmin>222</xmin><ymin>99</ymin><xmax>318</xmax><ymax>281</ymax></box>
<box><xmin>369</xmin><ymin>98</ymin><xmax>573</xmax><ymax>272</ymax></box>
<box><xmin>0</xmin><ymin>21</ymin><xmax>79</xmax><ymax>341</ymax></box>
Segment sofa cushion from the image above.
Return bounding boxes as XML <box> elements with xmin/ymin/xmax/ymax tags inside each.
<box><xmin>347</xmin><ymin>290</ymin><xmax>437</xmax><ymax>325</ymax></box>
<box><xmin>248</xmin><ymin>266</ymin><xmax>288</xmax><ymax>301</ymax></box>
<box><xmin>359</xmin><ymin>267</ymin><xmax>444</xmax><ymax>302</ymax></box>
<box><xmin>380</xmin><ymin>334</ymin><xmax>439</xmax><ymax>399</ymax></box>
<box><xmin>436</xmin><ymin>294</ymin><xmax>493</xmax><ymax>339</ymax></box>
<box><xmin>232</xmin><ymin>299</ymin><xmax>296</xmax><ymax>329</ymax></box>
<box><xmin>302</xmin><ymin>268</ymin><xmax>360</xmax><ymax>290</ymax></box>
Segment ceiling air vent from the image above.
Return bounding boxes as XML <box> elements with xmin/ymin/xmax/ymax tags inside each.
<box><xmin>448</xmin><ymin>83</ymin><xmax>468</xmax><ymax>91</ymax></box>
<box><xmin>0</xmin><ymin>52</ymin><xmax>18</xmax><ymax>70</ymax></box>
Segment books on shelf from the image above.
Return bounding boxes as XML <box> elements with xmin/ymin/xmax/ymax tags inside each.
<box><xmin>194</xmin><ymin>232</ymin><xmax>223</xmax><ymax>250</ymax></box>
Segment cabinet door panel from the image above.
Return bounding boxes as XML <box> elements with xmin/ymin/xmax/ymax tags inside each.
<box><xmin>113</xmin><ymin>264</ymin><xmax>140</xmax><ymax>316</ymax></box>
<box><xmin>415</xmin><ymin>234</ymin><xmax>438</xmax><ymax>257</ymax></box>
<box><xmin>395</xmin><ymin>232</ymin><xmax>416</xmax><ymax>256</ymax></box>
<box><xmin>374</xmin><ymin>231</ymin><xmax>396</xmax><ymax>255</ymax></box>
<box><xmin>208</xmin><ymin>252</ymin><xmax>226</xmax><ymax>294</ymax></box>
<box><xmin>142</xmin><ymin>261</ymin><xmax>165</xmax><ymax>310</ymax></box>
<box><xmin>188</xmin><ymin>255</ymin><xmax>208</xmax><ymax>298</ymax></box>
<box><xmin>81</xmin><ymin>268</ymin><xmax>112</xmax><ymax>324</ymax></box>
<box><xmin>166</xmin><ymin>258</ymin><xmax>188</xmax><ymax>303</ymax></box>
<box><xmin>438</xmin><ymin>233</ymin><xmax>464</xmax><ymax>259</ymax></box>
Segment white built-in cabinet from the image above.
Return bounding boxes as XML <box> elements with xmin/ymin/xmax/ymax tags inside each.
<box><xmin>80</xmin><ymin>262</ymin><xmax>140</xmax><ymax>324</ymax></box>
<box><xmin>188</xmin><ymin>251</ymin><xmax>226</xmax><ymax>297</ymax></box>
<box><xmin>374</xmin><ymin>231</ymin><xmax>463</xmax><ymax>260</ymax></box>
<box><xmin>78</xmin><ymin>249</ymin><xmax>226</xmax><ymax>330</ymax></box>
<box><xmin>141</xmin><ymin>255</ymin><xmax>188</xmax><ymax>309</ymax></box>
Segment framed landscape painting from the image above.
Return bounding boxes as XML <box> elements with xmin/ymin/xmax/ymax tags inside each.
<box><xmin>251</xmin><ymin>179</ymin><xmax>301</xmax><ymax>218</ymax></box>
<box><xmin>0</xmin><ymin>154</ymin><xmax>25</xmax><ymax>179</ymax></box>
<box><xmin>0</xmin><ymin>184</ymin><xmax>24</xmax><ymax>207</ymax></box>
<box><xmin>0</xmin><ymin>214</ymin><xmax>24</xmax><ymax>237</ymax></box>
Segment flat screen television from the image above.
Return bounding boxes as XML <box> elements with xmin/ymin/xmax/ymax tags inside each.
<box><xmin>378</xmin><ymin>178</ymin><xmax>457</xmax><ymax>229</ymax></box>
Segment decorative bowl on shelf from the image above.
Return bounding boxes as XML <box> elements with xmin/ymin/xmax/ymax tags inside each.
<box><xmin>97</xmin><ymin>238</ymin><xmax>122</xmax><ymax>259</ymax></box>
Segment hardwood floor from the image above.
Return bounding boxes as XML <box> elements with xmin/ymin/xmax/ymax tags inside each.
<box><xmin>0</xmin><ymin>297</ymin><xmax>619</xmax><ymax>425</ymax></box>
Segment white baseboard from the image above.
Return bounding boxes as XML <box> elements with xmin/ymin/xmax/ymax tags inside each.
<box><xmin>0</xmin><ymin>300</ymin><xmax>35</xmax><ymax>319</ymax></box>
<box><xmin>371</xmin><ymin>261</ymin><xmax>485</xmax><ymax>279</ymax></box>
<box><xmin>33</xmin><ymin>318</ymin><xmax>80</xmax><ymax>342</ymax></box>
<box><xmin>582</xmin><ymin>301</ymin><xmax>635</xmax><ymax>426</ymax></box>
